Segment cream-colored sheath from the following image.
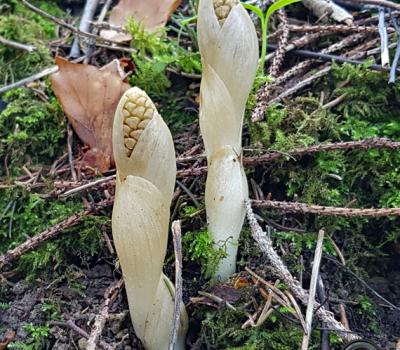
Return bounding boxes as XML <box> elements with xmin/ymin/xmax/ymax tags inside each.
<box><xmin>112</xmin><ymin>87</ymin><xmax>188</xmax><ymax>349</ymax></box>
<box><xmin>198</xmin><ymin>0</ymin><xmax>259</xmax><ymax>280</ymax></box>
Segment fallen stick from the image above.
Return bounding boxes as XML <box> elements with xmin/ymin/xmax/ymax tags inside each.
<box><xmin>55</xmin><ymin>138</ymin><xmax>400</xmax><ymax>195</ymax></box>
<box><xmin>70</xmin><ymin>0</ymin><xmax>100</xmax><ymax>58</ymax></box>
<box><xmin>301</xmin><ymin>229</ymin><xmax>325</xmax><ymax>350</ymax></box>
<box><xmin>49</xmin><ymin>319</ymin><xmax>113</xmax><ymax>350</ymax></box>
<box><xmin>341</xmin><ymin>0</ymin><xmax>400</xmax><ymax>11</ymax></box>
<box><xmin>244</xmin><ymin>200</ymin><xmax>359</xmax><ymax>343</ymax></box>
<box><xmin>19</xmin><ymin>0</ymin><xmax>125</xmax><ymax>46</ymax></box>
<box><xmin>169</xmin><ymin>221</ymin><xmax>184</xmax><ymax>350</ymax></box>
<box><xmin>0</xmin><ymin>198</ymin><xmax>113</xmax><ymax>269</ymax></box>
<box><xmin>0</xmin><ymin>66</ymin><xmax>58</xmax><ymax>95</ymax></box>
<box><xmin>86</xmin><ymin>279</ymin><xmax>124</xmax><ymax>350</ymax></box>
<box><xmin>0</xmin><ymin>35</ymin><xmax>36</xmax><ymax>52</ymax></box>
<box><xmin>302</xmin><ymin>0</ymin><xmax>353</xmax><ymax>24</ymax></box>
<box><xmin>251</xmin><ymin>199</ymin><xmax>400</xmax><ymax>217</ymax></box>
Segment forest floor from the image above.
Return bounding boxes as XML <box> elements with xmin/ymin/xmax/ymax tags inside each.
<box><xmin>1</xmin><ymin>0</ymin><xmax>400</xmax><ymax>349</ymax></box>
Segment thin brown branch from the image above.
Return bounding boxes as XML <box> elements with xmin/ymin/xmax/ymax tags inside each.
<box><xmin>0</xmin><ymin>198</ymin><xmax>113</xmax><ymax>269</ymax></box>
<box><xmin>270</xmin><ymin>9</ymin><xmax>289</xmax><ymax>77</ymax></box>
<box><xmin>49</xmin><ymin>320</ymin><xmax>113</xmax><ymax>350</ymax></box>
<box><xmin>288</xmin><ymin>24</ymin><xmax>392</xmax><ymax>34</ymax></box>
<box><xmin>86</xmin><ymin>279</ymin><xmax>124</xmax><ymax>350</ymax></box>
<box><xmin>54</xmin><ymin>138</ymin><xmax>400</xmax><ymax>195</ymax></box>
<box><xmin>19</xmin><ymin>0</ymin><xmax>126</xmax><ymax>47</ymax></box>
<box><xmin>244</xmin><ymin>138</ymin><xmax>400</xmax><ymax>165</ymax></box>
<box><xmin>251</xmin><ymin>199</ymin><xmax>400</xmax><ymax>217</ymax></box>
<box><xmin>244</xmin><ymin>200</ymin><xmax>359</xmax><ymax>342</ymax></box>
<box><xmin>342</xmin><ymin>0</ymin><xmax>400</xmax><ymax>11</ymax></box>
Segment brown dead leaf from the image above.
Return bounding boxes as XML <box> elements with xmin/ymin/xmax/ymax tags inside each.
<box><xmin>101</xmin><ymin>0</ymin><xmax>181</xmax><ymax>42</ymax></box>
<box><xmin>51</xmin><ymin>57</ymin><xmax>130</xmax><ymax>172</ymax></box>
<box><xmin>0</xmin><ymin>330</ymin><xmax>16</xmax><ymax>350</ymax></box>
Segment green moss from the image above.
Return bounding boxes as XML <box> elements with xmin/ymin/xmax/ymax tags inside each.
<box><xmin>196</xmin><ymin>303</ymin><xmax>320</xmax><ymax>349</ymax></box>
<box><xmin>0</xmin><ymin>88</ymin><xmax>65</xmax><ymax>175</ymax></box>
<box><xmin>0</xmin><ymin>1</ymin><xmax>63</xmax><ymax>85</ymax></box>
<box><xmin>182</xmin><ymin>230</ymin><xmax>227</xmax><ymax>278</ymax></box>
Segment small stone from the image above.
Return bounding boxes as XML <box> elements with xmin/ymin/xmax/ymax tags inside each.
<box><xmin>124</xmin><ymin>138</ymin><xmax>137</xmax><ymax>150</ymax></box>
<box><xmin>125</xmin><ymin>117</ymin><xmax>140</xmax><ymax>129</ymax></box>
<box><xmin>138</xmin><ymin>119</ymin><xmax>150</xmax><ymax>129</ymax></box>
<box><xmin>130</xmin><ymin>129</ymin><xmax>143</xmax><ymax>140</ymax></box>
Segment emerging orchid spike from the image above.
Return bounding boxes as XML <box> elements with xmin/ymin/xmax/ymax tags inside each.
<box><xmin>112</xmin><ymin>87</ymin><xmax>188</xmax><ymax>349</ymax></box>
<box><xmin>197</xmin><ymin>0</ymin><xmax>259</xmax><ymax>280</ymax></box>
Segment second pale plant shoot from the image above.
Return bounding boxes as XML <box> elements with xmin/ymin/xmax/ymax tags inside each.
<box><xmin>197</xmin><ymin>0</ymin><xmax>259</xmax><ymax>280</ymax></box>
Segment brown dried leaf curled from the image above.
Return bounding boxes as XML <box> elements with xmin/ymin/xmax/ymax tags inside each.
<box><xmin>101</xmin><ymin>0</ymin><xmax>181</xmax><ymax>42</ymax></box>
<box><xmin>51</xmin><ymin>57</ymin><xmax>130</xmax><ymax>172</ymax></box>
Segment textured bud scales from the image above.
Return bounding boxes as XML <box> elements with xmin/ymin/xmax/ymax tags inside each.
<box><xmin>122</xmin><ymin>89</ymin><xmax>156</xmax><ymax>156</ymax></box>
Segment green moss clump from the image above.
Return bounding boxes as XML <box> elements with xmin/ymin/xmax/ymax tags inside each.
<box><xmin>0</xmin><ymin>88</ymin><xmax>65</xmax><ymax>175</ymax></box>
<box><xmin>0</xmin><ymin>187</ymin><xmax>109</xmax><ymax>278</ymax></box>
<box><xmin>182</xmin><ymin>230</ymin><xmax>227</xmax><ymax>278</ymax></box>
<box><xmin>196</xmin><ymin>304</ymin><xmax>320</xmax><ymax>349</ymax></box>
<box><xmin>0</xmin><ymin>1</ymin><xmax>63</xmax><ymax>85</ymax></box>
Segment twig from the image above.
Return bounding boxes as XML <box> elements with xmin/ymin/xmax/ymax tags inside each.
<box><xmin>255</xmin><ymin>283</ymin><xmax>275</xmax><ymax>326</ymax></box>
<box><xmin>287</xmin><ymin>24</ymin><xmax>391</xmax><ymax>34</ymax></box>
<box><xmin>285</xmin><ymin>290</ymin><xmax>307</xmax><ymax>333</ymax></box>
<box><xmin>59</xmin><ymin>175</ymin><xmax>116</xmax><ymax>198</ymax></box>
<box><xmin>0</xmin><ymin>198</ymin><xmax>113</xmax><ymax>269</ymax></box>
<box><xmin>84</xmin><ymin>0</ymin><xmax>114</xmax><ymax>61</ymax></box>
<box><xmin>19</xmin><ymin>0</ymin><xmax>124</xmax><ymax>46</ymax></box>
<box><xmin>389</xmin><ymin>13</ymin><xmax>400</xmax><ymax>83</ymax></box>
<box><xmin>301</xmin><ymin>229</ymin><xmax>325</xmax><ymax>350</ymax></box>
<box><xmin>341</xmin><ymin>0</ymin><xmax>400</xmax><ymax>11</ymax></box>
<box><xmin>302</xmin><ymin>0</ymin><xmax>353</xmax><ymax>24</ymax></box>
<box><xmin>198</xmin><ymin>291</ymin><xmax>238</xmax><ymax>311</ymax></box>
<box><xmin>251</xmin><ymin>199</ymin><xmax>400</xmax><ymax>217</ymax></box>
<box><xmin>67</xmin><ymin>122</ymin><xmax>77</xmax><ymax>182</ymax></box>
<box><xmin>268</xmin><ymin>44</ymin><xmax>395</xmax><ymax>72</ymax></box>
<box><xmin>86</xmin><ymin>279</ymin><xmax>124</xmax><ymax>350</ymax></box>
<box><xmin>0</xmin><ymin>35</ymin><xmax>36</xmax><ymax>52</ymax></box>
<box><xmin>49</xmin><ymin>320</ymin><xmax>113</xmax><ymax>350</ymax></box>
<box><xmin>244</xmin><ymin>200</ymin><xmax>359</xmax><ymax>342</ymax></box>
<box><xmin>0</xmin><ymin>66</ymin><xmax>58</xmax><ymax>94</ymax></box>
<box><xmin>55</xmin><ymin>138</ymin><xmax>400</xmax><ymax>193</ymax></box>
<box><xmin>170</xmin><ymin>221</ymin><xmax>184</xmax><ymax>350</ymax></box>
<box><xmin>378</xmin><ymin>7</ymin><xmax>390</xmax><ymax>67</ymax></box>
<box><xmin>316</xmin><ymin>277</ymin><xmax>330</xmax><ymax>350</ymax></box>
<box><xmin>338</xmin><ymin>304</ymin><xmax>350</xmax><ymax>329</ymax></box>
<box><xmin>244</xmin><ymin>138</ymin><xmax>400</xmax><ymax>164</ymax></box>
<box><xmin>269</xmin><ymin>9</ymin><xmax>289</xmax><ymax>77</ymax></box>
<box><xmin>70</xmin><ymin>0</ymin><xmax>100</xmax><ymax>58</ymax></box>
